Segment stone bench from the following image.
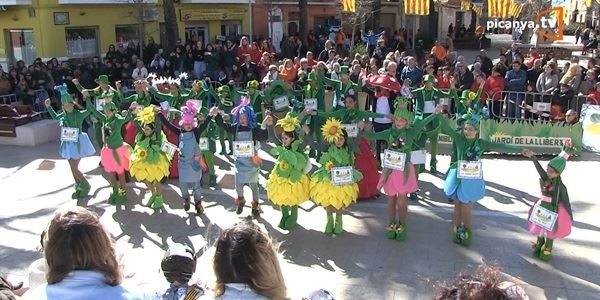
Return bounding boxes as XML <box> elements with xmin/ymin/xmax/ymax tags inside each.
<box><xmin>0</xmin><ymin>119</ymin><xmax>60</xmax><ymax>146</ymax></box>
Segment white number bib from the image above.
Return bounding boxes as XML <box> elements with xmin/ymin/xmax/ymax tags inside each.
<box><xmin>331</xmin><ymin>166</ymin><xmax>354</xmax><ymax>185</ymax></box>
<box><xmin>382</xmin><ymin>150</ymin><xmax>406</xmax><ymax>171</ymax></box>
<box><xmin>457</xmin><ymin>160</ymin><xmax>482</xmax><ymax>179</ymax></box>
<box><xmin>273</xmin><ymin>96</ymin><xmax>290</xmax><ymax>111</ymax></box>
<box><xmin>61</xmin><ymin>127</ymin><xmax>79</xmax><ymax>142</ymax></box>
<box><xmin>529</xmin><ymin>202</ymin><xmax>558</xmax><ymax>231</ymax></box>
<box><xmin>198</xmin><ymin>137</ymin><xmax>209</xmax><ymax>151</ymax></box>
<box><xmin>161</xmin><ymin>141</ymin><xmax>178</xmax><ymax>159</ymax></box>
<box><xmin>233</xmin><ymin>141</ymin><xmax>255</xmax><ymax>157</ymax></box>
<box><xmin>304</xmin><ymin>98</ymin><xmax>318</xmax><ymax>111</ymax></box>
<box><xmin>341</xmin><ymin>123</ymin><xmax>358</xmax><ymax>138</ymax></box>
<box><xmin>424</xmin><ymin>100</ymin><xmax>436</xmax><ymax>114</ymax></box>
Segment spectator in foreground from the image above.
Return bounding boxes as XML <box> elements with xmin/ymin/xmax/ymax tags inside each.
<box><xmin>434</xmin><ymin>264</ymin><xmax>529</xmax><ymax>300</ymax></box>
<box><xmin>200</xmin><ymin>219</ymin><xmax>286</xmax><ymax>300</ymax></box>
<box><xmin>27</xmin><ymin>207</ymin><xmax>150</xmax><ymax>300</ymax></box>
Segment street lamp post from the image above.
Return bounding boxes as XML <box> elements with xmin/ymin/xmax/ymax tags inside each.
<box><xmin>248</xmin><ymin>0</ymin><xmax>253</xmax><ymax>43</ymax></box>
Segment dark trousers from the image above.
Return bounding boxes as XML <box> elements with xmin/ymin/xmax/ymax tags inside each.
<box><xmin>373</xmin><ymin>122</ymin><xmax>392</xmax><ymax>163</ymax></box>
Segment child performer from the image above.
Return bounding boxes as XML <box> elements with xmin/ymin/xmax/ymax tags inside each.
<box><xmin>215</xmin><ymin>85</ymin><xmax>235</xmax><ymax>155</ymax></box>
<box><xmin>266</xmin><ymin>113</ymin><xmax>310</xmax><ymax>230</ymax></box>
<box><xmin>45</xmin><ymin>84</ymin><xmax>96</xmax><ymax>199</ymax></box>
<box><xmin>438</xmin><ymin>112</ymin><xmax>528</xmax><ymax>246</ymax></box>
<box><xmin>129</xmin><ymin>106</ymin><xmax>171</xmax><ymax>209</ymax></box>
<box><xmin>364</xmin><ymin>98</ymin><xmax>440</xmax><ymax>241</ymax></box>
<box><xmin>86</xmin><ymin>98</ymin><xmax>137</xmax><ymax>205</ymax></box>
<box><xmin>158</xmin><ymin>101</ymin><xmax>217</xmax><ymax>215</ymax></box>
<box><xmin>120</xmin><ymin>80</ymin><xmax>152</xmax><ymax>148</ymax></box>
<box><xmin>310</xmin><ymin>94</ymin><xmax>386</xmax><ymax>200</ymax></box>
<box><xmin>524</xmin><ymin>142</ymin><xmax>574</xmax><ymax>261</ymax></box>
<box><xmin>73</xmin><ymin>75</ymin><xmax>120</xmax><ymax>148</ymax></box>
<box><xmin>214</xmin><ymin>97</ymin><xmax>272</xmax><ymax>218</ymax></box>
<box><xmin>309</xmin><ymin>118</ymin><xmax>363</xmax><ymax>235</ymax></box>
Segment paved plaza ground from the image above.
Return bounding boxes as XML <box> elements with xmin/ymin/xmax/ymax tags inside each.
<box><xmin>1</xmin><ymin>139</ymin><xmax>599</xmax><ymax>299</ymax></box>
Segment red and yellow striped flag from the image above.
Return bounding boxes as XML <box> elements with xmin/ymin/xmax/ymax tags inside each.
<box><xmin>341</xmin><ymin>0</ymin><xmax>356</xmax><ymax>12</ymax></box>
<box><xmin>405</xmin><ymin>0</ymin><xmax>430</xmax><ymax>15</ymax></box>
<box><xmin>510</xmin><ymin>3</ymin><xmax>524</xmax><ymax>17</ymax></box>
<box><xmin>472</xmin><ymin>5</ymin><xmax>483</xmax><ymax>15</ymax></box>
<box><xmin>488</xmin><ymin>0</ymin><xmax>513</xmax><ymax>18</ymax></box>
<box><xmin>461</xmin><ymin>0</ymin><xmax>471</xmax><ymax>10</ymax></box>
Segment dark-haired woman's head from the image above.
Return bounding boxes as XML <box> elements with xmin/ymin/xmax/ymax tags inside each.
<box><xmin>281</xmin><ymin>130</ymin><xmax>297</xmax><ymax>148</ymax></box>
<box><xmin>334</xmin><ymin>129</ymin><xmax>348</xmax><ymax>148</ymax></box>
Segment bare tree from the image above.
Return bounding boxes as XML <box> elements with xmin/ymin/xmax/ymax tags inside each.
<box><xmin>163</xmin><ymin>0</ymin><xmax>179</xmax><ymax>52</ymax></box>
<box><xmin>519</xmin><ymin>0</ymin><xmax>553</xmax><ymax>43</ymax></box>
<box><xmin>342</xmin><ymin>0</ymin><xmax>379</xmax><ymax>49</ymax></box>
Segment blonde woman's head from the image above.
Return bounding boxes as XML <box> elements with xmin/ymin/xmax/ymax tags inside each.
<box><xmin>213</xmin><ymin>219</ymin><xmax>286</xmax><ymax>299</ymax></box>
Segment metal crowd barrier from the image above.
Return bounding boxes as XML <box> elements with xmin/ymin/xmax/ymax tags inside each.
<box><xmin>486</xmin><ymin>90</ymin><xmax>589</xmax><ymax>122</ymax></box>
<box><xmin>0</xmin><ymin>93</ymin><xmax>18</xmax><ymax>105</ymax></box>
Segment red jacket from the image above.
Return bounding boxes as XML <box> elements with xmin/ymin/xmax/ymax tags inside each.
<box><xmin>237</xmin><ymin>45</ymin><xmax>253</xmax><ymax>62</ymax></box>
<box><xmin>483</xmin><ymin>75</ymin><xmax>505</xmax><ymax>101</ymax></box>
<box><xmin>588</xmin><ymin>90</ymin><xmax>600</xmax><ymax>105</ymax></box>
<box><xmin>436</xmin><ymin>74</ymin><xmax>453</xmax><ymax>89</ymax></box>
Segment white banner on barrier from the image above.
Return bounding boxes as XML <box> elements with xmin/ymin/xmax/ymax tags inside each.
<box><xmin>581</xmin><ymin>104</ymin><xmax>600</xmax><ymax>153</ymax></box>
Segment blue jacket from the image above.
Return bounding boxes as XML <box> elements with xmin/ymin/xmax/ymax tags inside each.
<box><xmin>27</xmin><ymin>270</ymin><xmax>152</xmax><ymax>300</ymax></box>
<box><xmin>362</xmin><ymin>31</ymin><xmax>384</xmax><ymax>46</ymax></box>
<box><xmin>505</xmin><ymin>69</ymin><xmax>527</xmax><ymax>92</ymax></box>
<box><xmin>401</xmin><ymin>66</ymin><xmax>423</xmax><ymax>88</ymax></box>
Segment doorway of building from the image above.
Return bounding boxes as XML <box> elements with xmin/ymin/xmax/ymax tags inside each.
<box><xmin>5</xmin><ymin>29</ymin><xmax>36</xmax><ymax>66</ymax></box>
<box><xmin>185</xmin><ymin>25</ymin><xmax>208</xmax><ymax>46</ymax></box>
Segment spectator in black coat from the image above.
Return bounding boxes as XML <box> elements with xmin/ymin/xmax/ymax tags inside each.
<box><xmin>454</xmin><ymin>61</ymin><xmax>474</xmax><ymax>93</ymax></box>
<box><xmin>476</xmin><ymin>49</ymin><xmax>494</xmax><ymax>77</ymax></box>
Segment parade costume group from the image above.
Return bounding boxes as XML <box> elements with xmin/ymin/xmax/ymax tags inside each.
<box><xmin>43</xmin><ymin>72</ymin><xmax>575</xmax><ymax>261</ymax></box>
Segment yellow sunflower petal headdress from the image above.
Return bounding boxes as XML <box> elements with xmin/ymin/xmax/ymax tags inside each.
<box><xmin>322</xmin><ymin>118</ymin><xmax>343</xmax><ymax>144</ymax></box>
<box><xmin>276</xmin><ymin>112</ymin><xmax>300</xmax><ymax>132</ymax></box>
<box><xmin>136</xmin><ymin>106</ymin><xmax>156</xmax><ymax>126</ymax></box>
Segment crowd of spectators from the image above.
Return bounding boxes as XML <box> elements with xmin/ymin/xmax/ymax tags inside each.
<box><xmin>1</xmin><ymin>29</ymin><xmax>598</xmax><ymax>121</ymax></box>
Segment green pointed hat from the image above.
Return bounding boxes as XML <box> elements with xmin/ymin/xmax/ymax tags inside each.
<box><xmin>458</xmin><ymin>109</ymin><xmax>482</xmax><ymax>130</ymax></box>
<box><xmin>96</xmin><ymin>74</ymin><xmax>110</xmax><ymax>85</ymax></box>
<box><xmin>246</xmin><ymin>80</ymin><xmax>259</xmax><ymax>89</ymax></box>
<box><xmin>218</xmin><ymin>85</ymin><xmax>231</xmax><ymax>95</ymax></box>
<box><xmin>339</xmin><ymin>66</ymin><xmax>349</xmax><ymax>74</ymax></box>
<box><xmin>423</xmin><ymin>74</ymin><xmax>435</xmax><ymax>84</ymax></box>
<box><xmin>393</xmin><ymin>97</ymin><xmax>412</xmax><ymax>122</ymax></box>
<box><xmin>54</xmin><ymin>83</ymin><xmax>74</xmax><ymax>105</ymax></box>
<box><xmin>548</xmin><ymin>140</ymin><xmax>575</xmax><ymax>174</ymax></box>
<box><xmin>460</xmin><ymin>90</ymin><xmax>478</xmax><ymax>103</ymax></box>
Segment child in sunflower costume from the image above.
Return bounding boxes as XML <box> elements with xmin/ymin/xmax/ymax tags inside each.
<box><xmin>438</xmin><ymin>112</ymin><xmax>528</xmax><ymax>246</ymax></box>
<box><xmin>310</xmin><ymin>118</ymin><xmax>363</xmax><ymax>235</ymax></box>
<box><xmin>86</xmin><ymin>98</ymin><xmax>137</xmax><ymax>205</ymax></box>
<box><xmin>364</xmin><ymin>98</ymin><xmax>440</xmax><ymax>241</ymax></box>
<box><xmin>158</xmin><ymin>101</ymin><xmax>216</xmax><ymax>215</ymax></box>
<box><xmin>524</xmin><ymin>142</ymin><xmax>574</xmax><ymax>261</ymax></box>
<box><xmin>266</xmin><ymin>113</ymin><xmax>310</xmax><ymax>230</ymax></box>
<box><xmin>215</xmin><ymin>97</ymin><xmax>272</xmax><ymax>218</ymax></box>
<box><xmin>45</xmin><ymin>84</ymin><xmax>96</xmax><ymax>199</ymax></box>
<box><xmin>129</xmin><ymin>106</ymin><xmax>171</xmax><ymax>209</ymax></box>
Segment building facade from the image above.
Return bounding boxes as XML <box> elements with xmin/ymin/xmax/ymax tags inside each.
<box><xmin>0</xmin><ymin>0</ymin><xmax>253</xmax><ymax>67</ymax></box>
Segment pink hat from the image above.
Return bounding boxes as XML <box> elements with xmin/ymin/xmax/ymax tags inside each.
<box><xmin>179</xmin><ymin>100</ymin><xmax>199</xmax><ymax>127</ymax></box>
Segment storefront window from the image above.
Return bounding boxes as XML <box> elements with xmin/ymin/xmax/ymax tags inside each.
<box><xmin>221</xmin><ymin>21</ymin><xmax>241</xmax><ymax>40</ymax></box>
<box><xmin>115</xmin><ymin>25</ymin><xmax>140</xmax><ymax>48</ymax></box>
<box><xmin>66</xmin><ymin>27</ymin><xmax>99</xmax><ymax>58</ymax></box>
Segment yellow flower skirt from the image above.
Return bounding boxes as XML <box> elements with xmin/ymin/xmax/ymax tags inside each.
<box><xmin>309</xmin><ymin>176</ymin><xmax>358</xmax><ymax>210</ymax></box>
<box><xmin>130</xmin><ymin>153</ymin><xmax>171</xmax><ymax>183</ymax></box>
<box><xmin>266</xmin><ymin>172</ymin><xmax>310</xmax><ymax>206</ymax></box>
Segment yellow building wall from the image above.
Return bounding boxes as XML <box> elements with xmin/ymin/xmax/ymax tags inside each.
<box><xmin>0</xmin><ymin>1</ymin><xmax>252</xmax><ymax>66</ymax></box>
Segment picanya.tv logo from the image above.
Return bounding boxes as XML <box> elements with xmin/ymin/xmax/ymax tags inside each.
<box><xmin>486</xmin><ymin>6</ymin><xmax>564</xmax><ymax>42</ymax></box>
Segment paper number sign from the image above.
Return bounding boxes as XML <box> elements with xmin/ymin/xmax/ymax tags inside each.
<box><xmin>529</xmin><ymin>202</ymin><xmax>558</xmax><ymax>231</ymax></box>
<box><xmin>161</xmin><ymin>141</ymin><xmax>178</xmax><ymax>159</ymax></box>
<box><xmin>457</xmin><ymin>160</ymin><xmax>482</xmax><ymax>179</ymax></box>
<box><xmin>382</xmin><ymin>150</ymin><xmax>406</xmax><ymax>171</ymax></box>
<box><xmin>304</xmin><ymin>98</ymin><xmax>318</xmax><ymax>111</ymax></box>
<box><xmin>331</xmin><ymin>166</ymin><xmax>354</xmax><ymax>185</ymax></box>
<box><xmin>198</xmin><ymin>137</ymin><xmax>209</xmax><ymax>151</ymax></box>
<box><xmin>273</xmin><ymin>96</ymin><xmax>290</xmax><ymax>111</ymax></box>
<box><xmin>233</xmin><ymin>141</ymin><xmax>255</xmax><ymax>157</ymax></box>
<box><xmin>342</xmin><ymin>123</ymin><xmax>358</xmax><ymax>138</ymax></box>
<box><xmin>61</xmin><ymin>127</ymin><xmax>79</xmax><ymax>142</ymax></box>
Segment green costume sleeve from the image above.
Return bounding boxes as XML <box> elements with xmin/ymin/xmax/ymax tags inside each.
<box><xmin>412</xmin><ymin>113</ymin><xmax>439</xmax><ymax>133</ymax></box>
<box><xmin>532</xmin><ymin>156</ymin><xmax>549</xmax><ymax>182</ymax></box>
<box><xmin>557</xmin><ymin>182</ymin><xmax>573</xmax><ymax>219</ymax></box>
<box><xmin>86</xmin><ymin>99</ymin><xmax>107</xmax><ymax>122</ymax></box>
<box><xmin>320</xmin><ymin>75</ymin><xmax>341</xmax><ymax>88</ymax></box>
<box><xmin>363</xmin><ymin>129</ymin><xmax>390</xmax><ymax>141</ymax></box>
<box><xmin>149</xmin><ymin>88</ymin><xmax>173</xmax><ymax>103</ymax></box>
<box><xmin>123</xmin><ymin>109</ymin><xmax>133</xmax><ymax>123</ymax></box>
<box><xmin>437</xmin><ymin>115</ymin><xmax>462</xmax><ymax>141</ymax></box>
<box><xmin>357</xmin><ymin>110</ymin><xmax>384</xmax><ymax>120</ymax></box>
<box><xmin>47</xmin><ymin>106</ymin><xmax>61</xmax><ymax>120</ymax></box>
<box><xmin>317</xmin><ymin>110</ymin><xmax>345</xmax><ymax>119</ymax></box>
<box><xmin>480</xmin><ymin>139</ymin><xmax>523</xmax><ymax>154</ymax></box>
<box><xmin>121</xmin><ymin>93</ymin><xmax>138</xmax><ymax>104</ymax></box>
